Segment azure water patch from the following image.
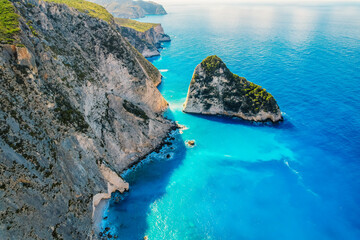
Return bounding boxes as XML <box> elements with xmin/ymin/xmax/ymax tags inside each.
<box><xmin>103</xmin><ymin>2</ymin><xmax>360</xmax><ymax>239</ymax></box>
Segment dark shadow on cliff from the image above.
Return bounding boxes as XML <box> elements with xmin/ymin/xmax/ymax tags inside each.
<box><xmin>146</xmin><ymin>41</ymin><xmax>172</xmax><ymax>63</ymax></box>
<box><xmin>100</xmin><ymin>110</ymin><xmax>186</xmax><ymax>240</ymax></box>
<box><xmin>183</xmin><ymin>112</ymin><xmax>295</xmax><ymax>130</ymax></box>
<box><xmin>146</xmin><ymin>55</ymin><xmax>161</xmax><ymax>62</ymax></box>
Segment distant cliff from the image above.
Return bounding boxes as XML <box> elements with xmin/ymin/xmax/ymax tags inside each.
<box><xmin>115</xmin><ymin>18</ymin><xmax>170</xmax><ymax>57</ymax></box>
<box><xmin>89</xmin><ymin>0</ymin><xmax>167</xmax><ymax>18</ymax></box>
<box><xmin>183</xmin><ymin>56</ymin><xmax>283</xmax><ymax>122</ymax></box>
<box><xmin>0</xmin><ymin>0</ymin><xmax>174</xmax><ymax>239</ymax></box>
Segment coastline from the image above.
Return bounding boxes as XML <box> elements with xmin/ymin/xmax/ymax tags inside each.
<box><xmin>182</xmin><ymin>110</ymin><xmax>284</xmax><ymax>124</ymax></box>
<box><xmin>92</xmin><ymin>122</ymin><xmax>179</xmax><ymax>236</ymax></box>
<box><xmin>125</xmin><ymin>124</ymin><xmax>179</xmax><ymax>171</ymax></box>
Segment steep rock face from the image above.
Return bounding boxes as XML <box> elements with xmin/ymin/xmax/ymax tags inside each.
<box><xmin>117</xmin><ymin>22</ymin><xmax>171</xmax><ymax>58</ymax></box>
<box><xmin>183</xmin><ymin>56</ymin><xmax>282</xmax><ymax>122</ymax></box>
<box><xmin>90</xmin><ymin>0</ymin><xmax>167</xmax><ymax>19</ymax></box>
<box><xmin>0</xmin><ymin>0</ymin><xmax>173</xmax><ymax>239</ymax></box>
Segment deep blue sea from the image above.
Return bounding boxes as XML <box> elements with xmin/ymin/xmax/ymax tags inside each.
<box><xmin>101</xmin><ymin>2</ymin><xmax>360</xmax><ymax>239</ymax></box>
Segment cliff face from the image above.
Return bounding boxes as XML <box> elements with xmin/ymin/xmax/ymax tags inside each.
<box><xmin>116</xmin><ymin>21</ymin><xmax>171</xmax><ymax>58</ymax></box>
<box><xmin>183</xmin><ymin>56</ymin><xmax>282</xmax><ymax>122</ymax></box>
<box><xmin>0</xmin><ymin>0</ymin><xmax>173</xmax><ymax>239</ymax></box>
<box><xmin>90</xmin><ymin>0</ymin><xmax>167</xmax><ymax>19</ymax></box>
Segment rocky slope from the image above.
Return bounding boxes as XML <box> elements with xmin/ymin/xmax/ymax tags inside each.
<box><xmin>115</xmin><ymin>18</ymin><xmax>171</xmax><ymax>57</ymax></box>
<box><xmin>89</xmin><ymin>0</ymin><xmax>167</xmax><ymax>19</ymax></box>
<box><xmin>183</xmin><ymin>56</ymin><xmax>282</xmax><ymax>122</ymax></box>
<box><xmin>0</xmin><ymin>0</ymin><xmax>174</xmax><ymax>239</ymax></box>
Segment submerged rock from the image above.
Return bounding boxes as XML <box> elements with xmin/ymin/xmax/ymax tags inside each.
<box><xmin>186</xmin><ymin>140</ymin><xmax>196</xmax><ymax>146</ymax></box>
<box><xmin>183</xmin><ymin>56</ymin><xmax>283</xmax><ymax>122</ymax></box>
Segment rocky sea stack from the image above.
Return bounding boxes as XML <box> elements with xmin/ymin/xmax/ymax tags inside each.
<box><xmin>183</xmin><ymin>56</ymin><xmax>283</xmax><ymax>122</ymax></box>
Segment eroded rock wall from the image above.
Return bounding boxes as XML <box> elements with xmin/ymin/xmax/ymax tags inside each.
<box><xmin>0</xmin><ymin>0</ymin><xmax>173</xmax><ymax>239</ymax></box>
<box><xmin>118</xmin><ymin>24</ymin><xmax>171</xmax><ymax>58</ymax></box>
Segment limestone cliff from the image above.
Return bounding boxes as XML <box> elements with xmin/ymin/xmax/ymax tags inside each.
<box><xmin>183</xmin><ymin>56</ymin><xmax>282</xmax><ymax>122</ymax></box>
<box><xmin>0</xmin><ymin>0</ymin><xmax>173</xmax><ymax>239</ymax></box>
<box><xmin>115</xmin><ymin>18</ymin><xmax>171</xmax><ymax>58</ymax></box>
<box><xmin>89</xmin><ymin>0</ymin><xmax>167</xmax><ymax>19</ymax></box>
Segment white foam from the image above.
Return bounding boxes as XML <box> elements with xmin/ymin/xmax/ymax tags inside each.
<box><xmin>283</xmin><ymin>159</ymin><xmax>319</xmax><ymax>197</ymax></box>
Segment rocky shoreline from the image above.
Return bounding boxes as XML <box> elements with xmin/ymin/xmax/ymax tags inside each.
<box><xmin>125</xmin><ymin>124</ymin><xmax>179</xmax><ymax>171</ymax></box>
<box><xmin>93</xmin><ymin>124</ymin><xmax>179</xmax><ymax>238</ymax></box>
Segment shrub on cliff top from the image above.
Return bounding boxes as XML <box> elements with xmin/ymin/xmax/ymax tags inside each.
<box><xmin>115</xmin><ymin>18</ymin><xmax>159</xmax><ymax>32</ymax></box>
<box><xmin>44</xmin><ymin>0</ymin><xmax>114</xmax><ymax>23</ymax></box>
<box><xmin>201</xmin><ymin>55</ymin><xmax>226</xmax><ymax>75</ymax></box>
<box><xmin>0</xmin><ymin>0</ymin><xmax>20</xmax><ymax>44</ymax></box>
<box><xmin>123</xmin><ymin>100</ymin><xmax>149</xmax><ymax>121</ymax></box>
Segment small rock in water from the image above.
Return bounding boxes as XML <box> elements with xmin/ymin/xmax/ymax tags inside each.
<box><xmin>186</xmin><ymin>140</ymin><xmax>196</xmax><ymax>146</ymax></box>
<box><xmin>104</xmin><ymin>227</ymin><xmax>110</xmax><ymax>232</ymax></box>
<box><xmin>144</xmin><ymin>236</ymin><xmax>149</xmax><ymax>240</ymax></box>
<box><xmin>166</xmin><ymin>154</ymin><xmax>171</xmax><ymax>159</ymax></box>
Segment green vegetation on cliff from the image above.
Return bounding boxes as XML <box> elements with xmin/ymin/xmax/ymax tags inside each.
<box><xmin>123</xmin><ymin>100</ymin><xmax>149</xmax><ymax>120</ymax></box>
<box><xmin>191</xmin><ymin>55</ymin><xmax>279</xmax><ymax>115</ymax></box>
<box><xmin>44</xmin><ymin>0</ymin><xmax>113</xmax><ymax>23</ymax></box>
<box><xmin>240</xmin><ymin>78</ymin><xmax>275</xmax><ymax>112</ymax></box>
<box><xmin>200</xmin><ymin>55</ymin><xmax>275</xmax><ymax>108</ymax></box>
<box><xmin>115</xmin><ymin>18</ymin><xmax>158</xmax><ymax>32</ymax></box>
<box><xmin>0</xmin><ymin>0</ymin><xmax>20</xmax><ymax>44</ymax></box>
<box><xmin>201</xmin><ymin>55</ymin><xmax>226</xmax><ymax>75</ymax></box>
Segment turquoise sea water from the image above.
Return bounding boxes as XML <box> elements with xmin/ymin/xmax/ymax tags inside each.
<box><xmin>102</xmin><ymin>2</ymin><xmax>360</xmax><ymax>239</ymax></box>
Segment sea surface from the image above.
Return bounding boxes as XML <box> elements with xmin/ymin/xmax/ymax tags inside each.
<box><xmin>101</xmin><ymin>2</ymin><xmax>360</xmax><ymax>239</ymax></box>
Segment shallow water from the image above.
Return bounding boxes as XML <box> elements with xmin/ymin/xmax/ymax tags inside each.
<box><xmin>102</xmin><ymin>2</ymin><xmax>360</xmax><ymax>239</ymax></box>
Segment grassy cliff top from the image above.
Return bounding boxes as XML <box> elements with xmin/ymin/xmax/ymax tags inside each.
<box><xmin>44</xmin><ymin>0</ymin><xmax>114</xmax><ymax>23</ymax></box>
<box><xmin>115</xmin><ymin>18</ymin><xmax>159</xmax><ymax>32</ymax></box>
<box><xmin>201</xmin><ymin>55</ymin><xmax>228</xmax><ymax>75</ymax></box>
<box><xmin>0</xmin><ymin>0</ymin><xmax>20</xmax><ymax>44</ymax></box>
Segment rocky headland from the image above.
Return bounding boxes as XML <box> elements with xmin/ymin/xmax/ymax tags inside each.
<box><xmin>115</xmin><ymin>18</ymin><xmax>171</xmax><ymax>58</ymax></box>
<box><xmin>183</xmin><ymin>56</ymin><xmax>283</xmax><ymax>122</ymax></box>
<box><xmin>89</xmin><ymin>0</ymin><xmax>167</xmax><ymax>19</ymax></box>
<box><xmin>0</xmin><ymin>0</ymin><xmax>174</xmax><ymax>239</ymax></box>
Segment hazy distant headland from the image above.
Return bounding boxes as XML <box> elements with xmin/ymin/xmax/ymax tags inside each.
<box><xmin>88</xmin><ymin>0</ymin><xmax>167</xmax><ymax>18</ymax></box>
